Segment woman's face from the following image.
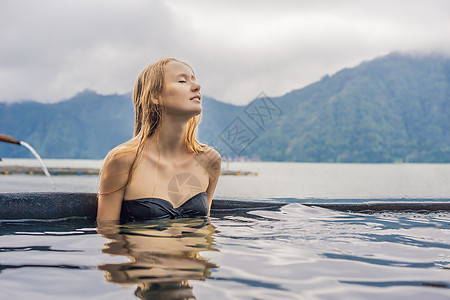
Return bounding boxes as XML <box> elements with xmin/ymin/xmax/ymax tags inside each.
<box><xmin>160</xmin><ymin>61</ymin><xmax>202</xmax><ymax>117</ymax></box>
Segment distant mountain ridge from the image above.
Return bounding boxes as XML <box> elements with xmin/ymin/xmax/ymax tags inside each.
<box><xmin>0</xmin><ymin>89</ymin><xmax>239</xmax><ymax>159</ymax></box>
<box><xmin>0</xmin><ymin>90</ymin><xmax>134</xmax><ymax>158</ymax></box>
<box><xmin>1</xmin><ymin>52</ymin><xmax>449</xmax><ymax>162</ymax></box>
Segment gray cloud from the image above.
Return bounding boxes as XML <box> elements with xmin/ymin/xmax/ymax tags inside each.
<box><xmin>1</xmin><ymin>0</ymin><xmax>449</xmax><ymax>104</ymax></box>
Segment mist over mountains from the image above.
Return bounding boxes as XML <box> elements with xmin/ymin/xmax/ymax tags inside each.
<box><xmin>1</xmin><ymin>53</ymin><xmax>449</xmax><ymax>162</ymax></box>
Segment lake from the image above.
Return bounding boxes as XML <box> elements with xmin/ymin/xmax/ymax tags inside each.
<box><xmin>2</xmin><ymin>159</ymin><xmax>450</xmax><ymax>200</ymax></box>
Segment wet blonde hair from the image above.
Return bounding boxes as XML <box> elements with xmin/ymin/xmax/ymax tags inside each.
<box><xmin>100</xmin><ymin>58</ymin><xmax>209</xmax><ymax>194</ymax></box>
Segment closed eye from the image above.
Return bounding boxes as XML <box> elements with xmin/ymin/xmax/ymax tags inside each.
<box><xmin>178</xmin><ymin>80</ymin><xmax>186</xmax><ymax>83</ymax></box>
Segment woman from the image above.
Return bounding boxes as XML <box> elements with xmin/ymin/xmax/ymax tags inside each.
<box><xmin>97</xmin><ymin>58</ymin><xmax>221</xmax><ymax>222</ymax></box>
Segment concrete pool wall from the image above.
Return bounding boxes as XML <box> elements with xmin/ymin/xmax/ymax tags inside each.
<box><xmin>0</xmin><ymin>193</ymin><xmax>449</xmax><ymax>220</ymax></box>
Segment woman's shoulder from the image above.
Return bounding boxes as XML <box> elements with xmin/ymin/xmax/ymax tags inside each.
<box><xmin>197</xmin><ymin>146</ymin><xmax>221</xmax><ymax>161</ymax></box>
<box><xmin>195</xmin><ymin>147</ymin><xmax>221</xmax><ymax>176</ymax></box>
<box><xmin>102</xmin><ymin>144</ymin><xmax>136</xmax><ymax>174</ymax></box>
<box><xmin>206</xmin><ymin>148</ymin><xmax>221</xmax><ymax>163</ymax></box>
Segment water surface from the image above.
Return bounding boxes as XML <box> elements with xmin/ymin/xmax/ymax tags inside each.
<box><xmin>0</xmin><ymin>207</ymin><xmax>449</xmax><ymax>299</ymax></box>
<box><xmin>1</xmin><ymin>159</ymin><xmax>449</xmax><ymax>299</ymax></box>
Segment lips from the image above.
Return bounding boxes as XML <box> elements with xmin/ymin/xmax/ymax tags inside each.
<box><xmin>190</xmin><ymin>95</ymin><xmax>201</xmax><ymax>102</ymax></box>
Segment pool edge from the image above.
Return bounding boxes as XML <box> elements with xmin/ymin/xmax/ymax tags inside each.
<box><xmin>0</xmin><ymin>192</ymin><xmax>449</xmax><ymax>220</ymax></box>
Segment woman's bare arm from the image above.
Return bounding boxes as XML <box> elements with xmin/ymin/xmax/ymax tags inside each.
<box><xmin>205</xmin><ymin>149</ymin><xmax>221</xmax><ymax>211</ymax></box>
<box><xmin>97</xmin><ymin>151</ymin><xmax>133</xmax><ymax>221</ymax></box>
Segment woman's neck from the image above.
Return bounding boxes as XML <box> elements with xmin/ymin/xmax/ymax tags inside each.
<box><xmin>149</xmin><ymin>115</ymin><xmax>189</xmax><ymax>159</ymax></box>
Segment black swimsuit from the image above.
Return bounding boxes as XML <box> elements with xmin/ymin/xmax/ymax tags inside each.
<box><xmin>120</xmin><ymin>192</ymin><xmax>209</xmax><ymax>222</ymax></box>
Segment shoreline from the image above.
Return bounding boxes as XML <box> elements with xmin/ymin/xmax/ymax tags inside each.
<box><xmin>0</xmin><ymin>165</ymin><xmax>257</xmax><ymax>176</ymax></box>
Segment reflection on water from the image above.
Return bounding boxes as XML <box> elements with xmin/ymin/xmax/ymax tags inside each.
<box><xmin>97</xmin><ymin>218</ymin><xmax>219</xmax><ymax>299</ymax></box>
<box><xmin>0</xmin><ymin>206</ymin><xmax>449</xmax><ymax>299</ymax></box>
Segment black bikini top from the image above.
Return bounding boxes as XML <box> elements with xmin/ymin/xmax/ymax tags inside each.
<box><xmin>120</xmin><ymin>192</ymin><xmax>209</xmax><ymax>222</ymax></box>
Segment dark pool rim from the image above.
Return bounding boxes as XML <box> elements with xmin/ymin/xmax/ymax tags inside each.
<box><xmin>0</xmin><ymin>192</ymin><xmax>449</xmax><ymax>220</ymax></box>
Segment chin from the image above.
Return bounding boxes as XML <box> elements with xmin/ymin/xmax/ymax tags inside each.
<box><xmin>191</xmin><ymin>107</ymin><xmax>202</xmax><ymax>117</ymax></box>
<box><xmin>191</xmin><ymin>104</ymin><xmax>202</xmax><ymax>115</ymax></box>
<box><xmin>166</xmin><ymin>105</ymin><xmax>202</xmax><ymax>118</ymax></box>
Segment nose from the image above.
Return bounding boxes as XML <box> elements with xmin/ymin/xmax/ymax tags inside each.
<box><xmin>192</xmin><ymin>81</ymin><xmax>201</xmax><ymax>92</ymax></box>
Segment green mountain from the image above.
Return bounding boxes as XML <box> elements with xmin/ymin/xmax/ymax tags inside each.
<box><xmin>1</xmin><ymin>53</ymin><xmax>449</xmax><ymax>162</ymax></box>
<box><xmin>244</xmin><ymin>53</ymin><xmax>450</xmax><ymax>162</ymax></box>
<box><xmin>0</xmin><ymin>90</ymin><xmax>134</xmax><ymax>158</ymax></box>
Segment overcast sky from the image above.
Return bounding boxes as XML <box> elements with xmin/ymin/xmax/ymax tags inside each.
<box><xmin>1</xmin><ymin>0</ymin><xmax>449</xmax><ymax>105</ymax></box>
